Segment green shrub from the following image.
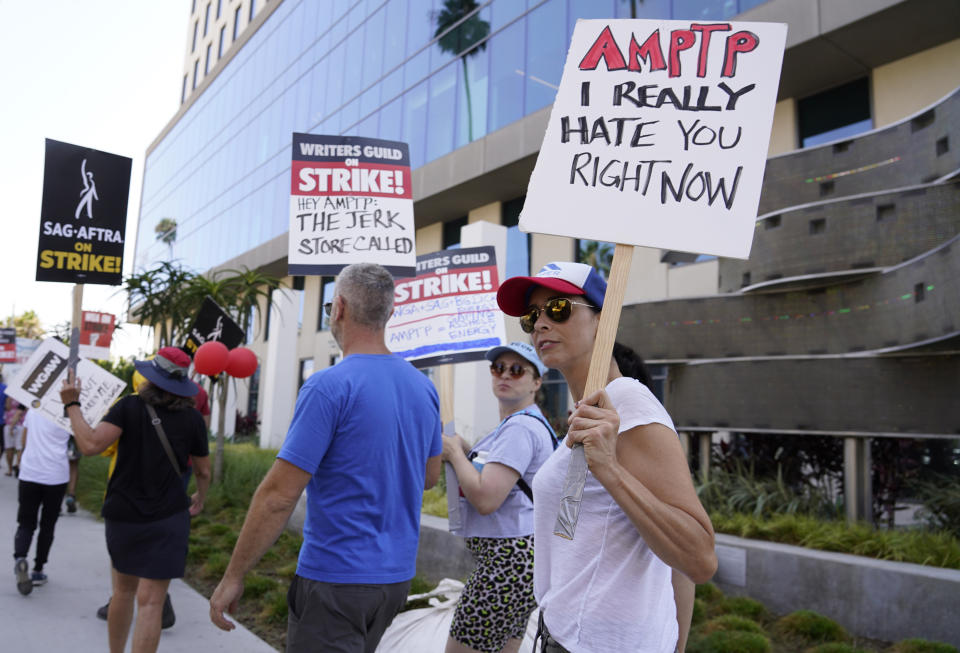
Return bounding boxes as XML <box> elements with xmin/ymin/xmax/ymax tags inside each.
<box><xmin>774</xmin><ymin>610</ymin><xmax>848</xmax><ymax>644</ymax></box>
<box><xmin>701</xmin><ymin>615</ymin><xmax>764</xmax><ymax>635</ymax></box>
<box><xmin>691</xmin><ymin>598</ymin><xmax>707</xmax><ymax>626</ymax></box>
<box><xmin>710</xmin><ymin>513</ymin><xmax>960</xmax><ymax>570</ymax></box>
<box><xmin>421</xmin><ymin>485</ymin><xmax>448</xmax><ymax>518</ymax></box>
<box><xmin>201</xmin><ymin>552</ymin><xmax>230</xmax><ymax>579</ymax></box>
<box><xmin>688</xmin><ymin>630</ymin><xmax>772</xmax><ymax>653</ymax></box>
<box><xmin>696</xmin><ymin>582</ymin><xmax>724</xmax><ymax>602</ymax></box>
<box><xmin>697</xmin><ymin>463</ymin><xmax>839</xmax><ymax>519</ymax></box>
<box><xmin>805</xmin><ymin>644</ymin><xmax>869</xmax><ymax>653</ymax></box>
<box><xmin>888</xmin><ymin>639</ymin><xmax>959</xmax><ymax>653</ymax></box>
<box><xmin>910</xmin><ymin>473</ymin><xmax>960</xmax><ymax>538</ymax></box>
<box><xmin>243</xmin><ymin>573</ymin><xmax>279</xmax><ymax>599</ymax></box>
<box><xmin>259</xmin><ymin>589</ymin><xmax>289</xmax><ymax>624</ymax></box>
<box><xmin>718</xmin><ymin>596</ymin><xmax>768</xmax><ymax>621</ymax></box>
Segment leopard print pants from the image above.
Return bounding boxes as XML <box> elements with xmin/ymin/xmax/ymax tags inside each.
<box><xmin>450</xmin><ymin>535</ymin><xmax>537</xmax><ymax>653</ymax></box>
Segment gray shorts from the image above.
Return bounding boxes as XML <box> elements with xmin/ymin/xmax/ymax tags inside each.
<box><xmin>286</xmin><ymin>575</ymin><xmax>411</xmax><ymax>653</ymax></box>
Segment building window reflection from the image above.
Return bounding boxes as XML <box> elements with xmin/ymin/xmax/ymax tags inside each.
<box><xmin>503</xmin><ymin>196</ymin><xmax>529</xmax><ymax>279</ymax></box>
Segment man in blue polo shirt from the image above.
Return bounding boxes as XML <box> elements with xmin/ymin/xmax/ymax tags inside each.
<box><xmin>209</xmin><ymin>263</ymin><xmax>442</xmax><ymax>652</ymax></box>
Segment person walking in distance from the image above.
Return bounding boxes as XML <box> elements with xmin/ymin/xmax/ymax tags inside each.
<box><xmin>12</xmin><ymin>409</ymin><xmax>72</xmax><ymax>595</ymax></box>
<box><xmin>209</xmin><ymin>263</ymin><xmax>442</xmax><ymax>652</ymax></box>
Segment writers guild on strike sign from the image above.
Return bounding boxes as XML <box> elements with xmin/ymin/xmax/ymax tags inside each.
<box><xmin>288</xmin><ymin>133</ymin><xmax>416</xmax><ymax>277</ymax></box>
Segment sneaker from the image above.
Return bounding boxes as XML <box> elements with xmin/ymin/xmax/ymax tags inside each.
<box><xmin>31</xmin><ymin>571</ymin><xmax>47</xmax><ymax>586</ymax></box>
<box><xmin>162</xmin><ymin>593</ymin><xmax>175</xmax><ymax>629</ymax></box>
<box><xmin>97</xmin><ymin>599</ymin><xmax>110</xmax><ymax>621</ymax></box>
<box><xmin>65</xmin><ymin>495</ymin><xmax>77</xmax><ymax>513</ymax></box>
<box><xmin>15</xmin><ymin>558</ymin><xmax>31</xmax><ymax>596</ymax></box>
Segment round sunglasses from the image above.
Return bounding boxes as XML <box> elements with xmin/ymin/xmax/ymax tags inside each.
<box><xmin>519</xmin><ymin>297</ymin><xmax>596</xmax><ymax>333</ymax></box>
<box><xmin>489</xmin><ymin>361</ymin><xmax>532</xmax><ymax>379</ymax></box>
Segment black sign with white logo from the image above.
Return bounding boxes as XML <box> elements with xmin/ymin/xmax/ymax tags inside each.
<box><xmin>183</xmin><ymin>296</ymin><xmax>246</xmax><ymax>356</ymax></box>
<box><xmin>36</xmin><ymin>139</ymin><xmax>132</xmax><ymax>285</ymax></box>
<box><xmin>21</xmin><ymin>350</ymin><xmax>68</xmax><ymax>401</ymax></box>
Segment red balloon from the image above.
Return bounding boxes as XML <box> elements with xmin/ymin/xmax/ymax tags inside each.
<box><xmin>225</xmin><ymin>347</ymin><xmax>258</xmax><ymax>378</ymax></box>
<box><xmin>194</xmin><ymin>341</ymin><xmax>229</xmax><ymax>376</ymax></box>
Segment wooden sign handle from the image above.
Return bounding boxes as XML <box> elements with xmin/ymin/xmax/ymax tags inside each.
<box><xmin>554</xmin><ymin>243</ymin><xmax>633</xmax><ymax>539</ymax></box>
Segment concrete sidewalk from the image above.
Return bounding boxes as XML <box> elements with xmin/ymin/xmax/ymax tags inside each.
<box><xmin>0</xmin><ymin>471</ymin><xmax>277</xmax><ymax>652</ymax></box>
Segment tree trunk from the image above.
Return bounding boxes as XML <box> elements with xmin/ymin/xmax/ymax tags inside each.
<box><xmin>214</xmin><ymin>374</ymin><xmax>228</xmax><ymax>484</ymax></box>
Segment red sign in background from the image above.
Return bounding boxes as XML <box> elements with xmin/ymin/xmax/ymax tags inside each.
<box><xmin>0</xmin><ymin>328</ymin><xmax>15</xmax><ymax>363</ymax></box>
<box><xmin>80</xmin><ymin>311</ymin><xmax>116</xmax><ymax>351</ymax></box>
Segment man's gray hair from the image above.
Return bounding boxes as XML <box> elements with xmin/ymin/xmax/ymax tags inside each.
<box><xmin>335</xmin><ymin>263</ymin><xmax>396</xmax><ymax>329</ymax></box>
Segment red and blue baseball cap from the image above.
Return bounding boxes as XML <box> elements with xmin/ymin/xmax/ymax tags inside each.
<box><xmin>497</xmin><ymin>262</ymin><xmax>607</xmax><ymax>316</ymax></box>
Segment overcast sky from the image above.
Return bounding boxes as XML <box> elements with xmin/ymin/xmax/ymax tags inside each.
<box><xmin>0</xmin><ymin>0</ymin><xmax>187</xmax><ymax>358</ymax></box>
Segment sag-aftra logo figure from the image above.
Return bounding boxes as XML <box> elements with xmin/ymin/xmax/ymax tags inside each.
<box><xmin>75</xmin><ymin>158</ymin><xmax>98</xmax><ymax>219</ymax></box>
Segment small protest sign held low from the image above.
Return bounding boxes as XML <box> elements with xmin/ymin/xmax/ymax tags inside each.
<box><xmin>183</xmin><ymin>296</ymin><xmax>246</xmax><ymax>357</ymax></box>
<box><xmin>6</xmin><ymin>338</ymin><xmax>126</xmax><ymax>432</ymax></box>
<box><xmin>0</xmin><ymin>328</ymin><xmax>15</xmax><ymax>363</ymax></box>
<box><xmin>521</xmin><ymin>19</ymin><xmax>786</xmax><ymax>260</ymax></box>
<box><xmin>289</xmin><ymin>133</ymin><xmax>416</xmax><ymax>277</ymax></box>
<box><xmin>78</xmin><ymin>311</ymin><xmax>116</xmax><ymax>360</ymax></box>
<box><xmin>385</xmin><ymin>246</ymin><xmax>506</xmax><ymax>368</ymax></box>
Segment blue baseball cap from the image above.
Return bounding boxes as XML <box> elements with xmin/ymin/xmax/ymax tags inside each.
<box><xmin>497</xmin><ymin>261</ymin><xmax>607</xmax><ymax>316</ymax></box>
<box><xmin>485</xmin><ymin>341</ymin><xmax>548</xmax><ymax>377</ymax></box>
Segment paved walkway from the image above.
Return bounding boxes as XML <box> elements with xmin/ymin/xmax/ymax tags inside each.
<box><xmin>0</xmin><ymin>471</ymin><xmax>277</xmax><ymax>652</ymax></box>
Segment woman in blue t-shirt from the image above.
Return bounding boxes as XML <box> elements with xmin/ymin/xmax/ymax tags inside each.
<box><xmin>441</xmin><ymin>341</ymin><xmax>556</xmax><ymax>653</ymax></box>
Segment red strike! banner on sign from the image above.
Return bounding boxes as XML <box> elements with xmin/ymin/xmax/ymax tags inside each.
<box><xmin>394</xmin><ymin>265</ymin><xmax>497</xmax><ymax>305</ymax></box>
<box><xmin>291</xmin><ymin>161</ymin><xmax>412</xmax><ymax>199</ymax></box>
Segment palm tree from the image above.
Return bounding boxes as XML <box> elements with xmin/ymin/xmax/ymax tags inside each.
<box><xmin>123</xmin><ymin>261</ymin><xmax>283</xmax><ymax>483</ymax></box>
<box><xmin>434</xmin><ymin>0</ymin><xmax>490</xmax><ymax>142</ymax></box>
<box><xmin>124</xmin><ymin>261</ymin><xmax>196</xmax><ymax>347</ymax></box>
<box><xmin>183</xmin><ymin>267</ymin><xmax>283</xmax><ymax>483</ymax></box>
<box><xmin>154</xmin><ymin>218</ymin><xmax>178</xmax><ymax>260</ymax></box>
<box><xmin>578</xmin><ymin>240</ymin><xmax>614</xmax><ymax>279</ymax></box>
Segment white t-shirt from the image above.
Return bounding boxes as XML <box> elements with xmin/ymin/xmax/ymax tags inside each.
<box><xmin>19</xmin><ymin>411</ymin><xmax>71</xmax><ymax>486</ymax></box>
<box><xmin>532</xmin><ymin>377</ymin><xmax>678</xmax><ymax>653</ymax></box>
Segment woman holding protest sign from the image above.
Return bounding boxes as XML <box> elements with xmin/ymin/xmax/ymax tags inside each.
<box><xmin>496</xmin><ymin>262</ymin><xmax>716</xmax><ymax>653</ymax></box>
<box><xmin>60</xmin><ymin>347</ymin><xmax>210</xmax><ymax>653</ymax></box>
<box><xmin>441</xmin><ymin>342</ymin><xmax>558</xmax><ymax>653</ymax></box>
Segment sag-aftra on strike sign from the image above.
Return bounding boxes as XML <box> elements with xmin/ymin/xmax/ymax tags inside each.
<box><xmin>35</xmin><ymin>139</ymin><xmax>132</xmax><ymax>285</ymax></box>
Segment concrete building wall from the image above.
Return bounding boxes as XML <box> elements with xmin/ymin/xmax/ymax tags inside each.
<box><xmin>872</xmin><ymin>38</ymin><xmax>960</xmax><ymax>127</ymax></box>
<box><xmin>529</xmin><ymin>235</ymin><xmax>574</xmax><ymax>276</ymax></box>
<box><xmin>768</xmin><ymin>98</ymin><xmax>798</xmax><ymax>156</ymax></box>
<box><xmin>468</xmin><ymin>201</ymin><xmax>501</xmax><ymax>225</ymax></box>
<box><xmin>416</xmin><ymin>223</ymin><xmax>443</xmax><ymax>256</ymax></box>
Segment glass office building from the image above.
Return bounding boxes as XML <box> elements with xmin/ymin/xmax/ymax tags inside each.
<box><xmin>135</xmin><ymin>0</ymin><xmax>769</xmax><ymax>273</ymax></box>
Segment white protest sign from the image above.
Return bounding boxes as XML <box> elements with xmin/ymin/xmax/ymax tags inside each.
<box><xmin>6</xmin><ymin>338</ymin><xmax>126</xmax><ymax>431</ymax></box>
<box><xmin>289</xmin><ymin>133</ymin><xmax>416</xmax><ymax>277</ymax></box>
<box><xmin>521</xmin><ymin>19</ymin><xmax>787</xmax><ymax>259</ymax></box>
<box><xmin>385</xmin><ymin>246</ymin><xmax>506</xmax><ymax>368</ymax></box>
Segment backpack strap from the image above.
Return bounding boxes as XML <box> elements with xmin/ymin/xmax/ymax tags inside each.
<box><xmin>144</xmin><ymin>403</ymin><xmax>182</xmax><ymax>477</ymax></box>
<box><xmin>495</xmin><ymin>408</ymin><xmax>559</xmax><ymax>504</ymax></box>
